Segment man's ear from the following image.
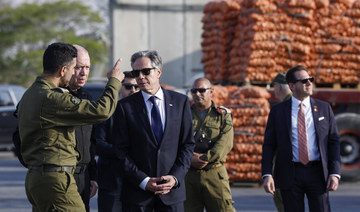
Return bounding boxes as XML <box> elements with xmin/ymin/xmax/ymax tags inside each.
<box><xmin>288</xmin><ymin>83</ymin><xmax>295</xmax><ymax>91</ymax></box>
<box><xmin>157</xmin><ymin>68</ymin><xmax>162</xmax><ymax>78</ymax></box>
<box><xmin>59</xmin><ymin>66</ymin><xmax>67</xmax><ymax>77</ymax></box>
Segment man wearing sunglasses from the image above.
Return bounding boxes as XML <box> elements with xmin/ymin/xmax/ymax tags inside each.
<box><xmin>262</xmin><ymin>65</ymin><xmax>341</xmax><ymax>212</ymax></box>
<box><xmin>112</xmin><ymin>50</ymin><xmax>195</xmax><ymax>211</ymax></box>
<box><xmin>94</xmin><ymin>71</ymin><xmax>139</xmax><ymax>212</ymax></box>
<box><xmin>184</xmin><ymin>78</ymin><xmax>235</xmax><ymax>212</ymax></box>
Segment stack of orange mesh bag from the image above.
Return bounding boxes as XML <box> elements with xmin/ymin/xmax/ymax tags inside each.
<box><xmin>202</xmin><ymin>0</ymin><xmax>360</xmax><ymax>84</ymax></box>
<box><xmin>212</xmin><ymin>85</ymin><xmax>271</xmax><ymax>182</ymax></box>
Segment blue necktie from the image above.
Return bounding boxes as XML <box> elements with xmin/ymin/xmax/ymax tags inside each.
<box><xmin>149</xmin><ymin>96</ymin><xmax>163</xmax><ymax>144</ymax></box>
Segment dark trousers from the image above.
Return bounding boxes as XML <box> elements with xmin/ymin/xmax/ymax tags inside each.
<box><xmin>280</xmin><ymin>163</ymin><xmax>330</xmax><ymax>212</ymax></box>
<box><xmin>73</xmin><ymin>168</ymin><xmax>91</xmax><ymax>212</ymax></box>
<box><xmin>98</xmin><ymin>188</ymin><xmax>122</xmax><ymax>212</ymax></box>
<box><xmin>123</xmin><ymin>196</ymin><xmax>184</xmax><ymax>212</ymax></box>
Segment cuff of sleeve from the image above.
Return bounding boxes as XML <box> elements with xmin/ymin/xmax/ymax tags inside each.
<box><xmin>173</xmin><ymin>176</ymin><xmax>178</xmax><ymax>187</ymax></box>
<box><xmin>139</xmin><ymin>177</ymin><xmax>150</xmax><ymax>191</ymax></box>
<box><xmin>262</xmin><ymin>174</ymin><xmax>272</xmax><ymax>180</ymax></box>
<box><xmin>330</xmin><ymin>174</ymin><xmax>341</xmax><ymax>180</ymax></box>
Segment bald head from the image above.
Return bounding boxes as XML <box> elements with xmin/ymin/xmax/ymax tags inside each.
<box><xmin>73</xmin><ymin>44</ymin><xmax>89</xmax><ymax>55</ymax></box>
<box><xmin>193</xmin><ymin>78</ymin><xmax>211</xmax><ymax>88</ymax></box>
<box><xmin>69</xmin><ymin>44</ymin><xmax>91</xmax><ymax>91</ymax></box>
<box><xmin>191</xmin><ymin>77</ymin><xmax>213</xmax><ymax>110</ymax></box>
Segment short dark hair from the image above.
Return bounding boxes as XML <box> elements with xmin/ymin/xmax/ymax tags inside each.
<box><xmin>130</xmin><ymin>50</ymin><xmax>162</xmax><ymax>70</ymax></box>
<box><xmin>122</xmin><ymin>71</ymin><xmax>135</xmax><ymax>83</ymax></box>
<box><xmin>286</xmin><ymin>65</ymin><xmax>307</xmax><ymax>83</ymax></box>
<box><xmin>43</xmin><ymin>42</ymin><xmax>77</xmax><ymax>74</ymax></box>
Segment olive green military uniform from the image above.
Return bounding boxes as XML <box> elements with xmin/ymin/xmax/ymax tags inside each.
<box><xmin>273</xmin><ymin>93</ymin><xmax>291</xmax><ymax>212</ymax></box>
<box><xmin>17</xmin><ymin>76</ymin><xmax>121</xmax><ymax>212</ymax></box>
<box><xmin>184</xmin><ymin>101</ymin><xmax>235</xmax><ymax>212</ymax></box>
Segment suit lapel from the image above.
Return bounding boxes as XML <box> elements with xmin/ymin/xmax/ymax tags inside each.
<box><xmin>134</xmin><ymin>92</ymin><xmax>155</xmax><ymax>141</ymax></box>
<box><xmin>310</xmin><ymin>98</ymin><xmax>320</xmax><ymax>142</ymax></box>
<box><xmin>161</xmin><ymin>89</ymin><xmax>171</xmax><ymax>146</ymax></box>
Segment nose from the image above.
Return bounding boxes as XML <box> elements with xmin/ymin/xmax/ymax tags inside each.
<box><xmin>79</xmin><ymin>69</ymin><xmax>85</xmax><ymax>76</ymax></box>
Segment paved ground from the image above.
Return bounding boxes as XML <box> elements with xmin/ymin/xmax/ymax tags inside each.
<box><xmin>1</xmin><ymin>151</ymin><xmax>360</xmax><ymax>212</ymax></box>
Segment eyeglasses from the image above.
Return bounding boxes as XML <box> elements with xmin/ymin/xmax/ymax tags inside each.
<box><xmin>190</xmin><ymin>88</ymin><xmax>211</xmax><ymax>94</ymax></box>
<box><xmin>131</xmin><ymin>68</ymin><xmax>156</xmax><ymax>77</ymax></box>
<box><xmin>123</xmin><ymin>83</ymin><xmax>139</xmax><ymax>90</ymax></box>
<box><xmin>294</xmin><ymin>77</ymin><xmax>314</xmax><ymax>84</ymax></box>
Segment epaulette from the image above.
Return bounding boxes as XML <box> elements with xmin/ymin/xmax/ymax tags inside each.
<box><xmin>216</xmin><ymin>106</ymin><xmax>231</xmax><ymax>114</ymax></box>
<box><xmin>52</xmin><ymin>87</ymin><xmax>69</xmax><ymax>93</ymax></box>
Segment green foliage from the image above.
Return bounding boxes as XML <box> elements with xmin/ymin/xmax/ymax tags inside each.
<box><xmin>0</xmin><ymin>0</ymin><xmax>108</xmax><ymax>87</ymax></box>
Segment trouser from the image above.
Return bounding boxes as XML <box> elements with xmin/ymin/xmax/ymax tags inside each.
<box><xmin>280</xmin><ymin>162</ymin><xmax>330</xmax><ymax>212</ymax></box>
<box><xmin>98</xmin><ymin>159</ymin><xmax>123</xmax><ymax>212</ymax></box>
<box><xmin>25</xmin><ymin>169</ymin><xmax>85</xmax><ymax>212</ymax></box>
<box><xmin>98</xmin><ymin>188</ymin><xmax>122</xmax><ymax>212</ymax></box>
<box><xmin>273</xmin><ymin>188</ymin><xmax>284</xmax><ymax>212</ymax></box>
<box><xmin>73</xmin><ymin>165</ymin><xmax>91</xmax><ymax>212</ymax></box>
<box><xmin>184</xmin><ymin>165</ymin><xmax>235</xmax><ymax>212</ymax></box>
<box><xmin>123</xmin><ymin>195</ymin><xmax>184</xmax><ymax>212</ymax></box>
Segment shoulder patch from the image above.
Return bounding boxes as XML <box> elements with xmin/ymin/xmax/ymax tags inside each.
<box><xmin>70</xmin><ymin>96</ymin><xmax>81</xmax><ymax>105</ymax></box>
<box><xmin>51</xmin><ymin>87</ymin><xmax>69</xmax><ymax>93</ymax></box>
<box><xmin>216</xmin><ymin>106</ymin><xmax>231</xmax><ymax>114</ymax></box>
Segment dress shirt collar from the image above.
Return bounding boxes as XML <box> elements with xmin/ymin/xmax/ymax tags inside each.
<box><xmin>291</xmin><ymin>96</ymin><xmax>310</xmax><ymax>109</ymax></box>
<box><xmin>141</xmin><ymin>88</ymin><xmax>164</xmax><ymax>102</ymax></box>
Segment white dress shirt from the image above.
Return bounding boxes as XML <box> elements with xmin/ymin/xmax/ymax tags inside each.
<box><xmin>139</xmin><ymin>88</ymin><xmax>166</xmax><ymax>190</ymax></box>
<box><xmin>141</xmin><ymin>89</ymin><xmax>166</xmax><ymax>130</ymax></box>
<box><xmin>291</xmin><ymin>96</ymin><xmax>320</xmax><ymax>162</ymax></box>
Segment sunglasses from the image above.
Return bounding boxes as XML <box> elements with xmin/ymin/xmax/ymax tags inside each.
<box><xmin>190</xmin><ymin>88</ymin><xmax>211</xmax><ymax>94</ymax></box>
<box><xmin>294</xmin><ymin>77</ymin><xmax>314</xmax><ymax>84</ymax></box>
<box><xmin>123</xmin><ymin>83</ymin><xmax>139</xmax><ymax>90</ymax></box>
<box><xmin>131</xmin><ymin>68</ymin><xmax>156</xmax><ymax>77</ymax></box>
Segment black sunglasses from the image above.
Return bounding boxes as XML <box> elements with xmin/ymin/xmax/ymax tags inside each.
<box><xmin>123</xmin><ymin>83</ymin><xmax>139</xmax><ymax>90</ymax></box>
<box><xmin>190</xmin><ymin>88</ymin><xmax>211</xmax><ymax>94</ymax></box>
<box><xmin>294</xmin><ymin>77</ymin><xmax>314</xmax><ymax>84</ymax></box>
<box><xmin>131</xmin><ymin>68</ymin><xmax>155</xmax><ymax>77</ymax></box>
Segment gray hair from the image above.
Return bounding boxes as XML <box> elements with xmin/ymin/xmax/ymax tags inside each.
<box><xmin>130</xmin><ymin>50</ymin><xmax>162</xmax><ymax>70</ymax></box>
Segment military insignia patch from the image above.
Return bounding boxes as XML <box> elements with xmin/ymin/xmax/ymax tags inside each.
<box><xmin>70</xmin><ymin>96</ymin><xmax>81</xmax><ymax>105</ymax></box>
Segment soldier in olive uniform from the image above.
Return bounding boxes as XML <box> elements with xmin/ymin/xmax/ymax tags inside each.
<box><xmin>184</xmin><ymin>78</ymin><xmax>235</xmax><ymax>212</ymax></box>
<box><xmin>270</xmin><ymin>72</ymin><xmax>292</xmax><ymax>212</ymax></box>
<box><xmin>16</xmin><ymin>42</ymin><xmax>124</xmax><ymax>212</ymax></box>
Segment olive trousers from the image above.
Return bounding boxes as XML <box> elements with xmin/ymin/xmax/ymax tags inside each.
<box><xmin>25</xmin><ymin>169</ymin><xmax>85</xmax><ymax>212</ymax></box>
<box><xmin>184</xmin><ymin>165</ymin><xmax>235</xmax><ymax>212</ymax></box>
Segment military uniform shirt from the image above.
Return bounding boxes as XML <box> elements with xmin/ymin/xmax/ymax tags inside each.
<box><xmin>191</xmin><ymin>101</ymin><xmax>234</xmax><ymax>164</ymax></box>
<box><xmin>17</xmin><ymin>76</ymin><xmax>121</xmax><ymax>167</ymax></box>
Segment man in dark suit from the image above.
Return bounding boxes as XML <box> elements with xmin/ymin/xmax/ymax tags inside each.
<box><xmin>113</xmin><ymin>50</ymin><xmax>195</xmax><ymax>211</ymax></box>
<box><xmin>95</xmin><ymin>71</ymin><xmax>139</xmax><ymax>212</ymax></box>
<box><xmin>261</xmin><ymin>65</ymin><xmax>341</xmax><ymax>212</ymax></box>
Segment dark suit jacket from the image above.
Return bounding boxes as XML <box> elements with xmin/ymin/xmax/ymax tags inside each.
<box><xmin>113</xmin><ymin>89</ymin><xmax>195</xmax><ymax>206</ymax></box>
<box><xmin>261</xmin><ymin>97</ymin><xmax>341</xmax><ymax>189</ymax></box>
<box><xmin>94</xmin><ymin>116</ymin><xmax>122</xmax><ymax>191</ymax></box>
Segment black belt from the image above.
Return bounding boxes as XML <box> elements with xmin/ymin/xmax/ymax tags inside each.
<box><xmin>28</xmin><ymin>165</ymin><xmax>75</xmax><ymax>174</ymax></box>
<box><xmin>294</xmin><ymin>161</ymin><xmax>321</xmax><ymax>168</ymax></box>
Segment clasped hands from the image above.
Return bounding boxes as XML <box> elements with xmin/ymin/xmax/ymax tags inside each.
<box><xmin>145</xmin><ymin>175</ymin><xmax>176</xmax><ymax>195</ymax></box>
